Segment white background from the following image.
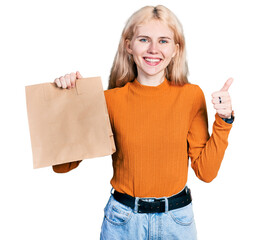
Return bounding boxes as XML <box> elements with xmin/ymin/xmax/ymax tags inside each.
<box><xmin>0</xmin><ymin>0</ymin><xmax>259</xmax><ymax>239</ymax></box>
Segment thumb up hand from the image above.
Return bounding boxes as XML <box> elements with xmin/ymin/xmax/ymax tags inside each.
<box><xmin>211</xmin><ymin>78</ymin><xmax>234</xmax><ymax>119</ymax></box>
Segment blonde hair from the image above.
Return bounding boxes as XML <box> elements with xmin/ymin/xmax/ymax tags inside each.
<box><xmin>108</xmin><ymin>5</ymin><xmax>190</xmax><ymax>89</ymax></box>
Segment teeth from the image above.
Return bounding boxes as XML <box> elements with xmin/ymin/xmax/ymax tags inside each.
<box><xmin>144</xmin><ymin>58</ymin><xmax>161</xmax><ymax>62</ymax></box>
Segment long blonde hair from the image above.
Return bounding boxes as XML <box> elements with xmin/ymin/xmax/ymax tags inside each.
<box><xmin>108</xmin><ymin>5</ymin><xmax>190</xmax><ymax>89</ymax></box>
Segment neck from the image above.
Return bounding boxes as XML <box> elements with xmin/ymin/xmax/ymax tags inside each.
<box><xmin>136</xmin><ymin>71</ymin><xmax>165</xmax><ymax>87</ymax></box>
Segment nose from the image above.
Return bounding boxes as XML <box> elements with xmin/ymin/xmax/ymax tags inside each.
<box><xmin>147</xmin><ymin>41</ymin><xmax>159</xmax><ymax>54</ymax></box>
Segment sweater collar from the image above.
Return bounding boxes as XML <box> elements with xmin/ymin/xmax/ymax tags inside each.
<box><xmin>129</xmin><ymin>77</ymin><xmax>170</xmax><ymax>96</ymax></box>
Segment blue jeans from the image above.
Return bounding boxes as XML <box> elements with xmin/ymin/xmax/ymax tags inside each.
<box><xmin>100</xmin><ymin>187</ymin><xmax>197</xmax><ymax>240</ymax></box>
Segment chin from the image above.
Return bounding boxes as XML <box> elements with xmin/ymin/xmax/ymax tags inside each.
<box><xmin>143</xmin><ymin>69</ymin><xmax>165</xmax><ymax>77</ymax></box>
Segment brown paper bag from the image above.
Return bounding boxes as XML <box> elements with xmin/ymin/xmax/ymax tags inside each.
<box><xmin>25</xmin><ymin>76</ymin><xmax>116</xmax><ymax>169</ymax></box>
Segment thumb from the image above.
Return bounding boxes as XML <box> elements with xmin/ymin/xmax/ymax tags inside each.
<box><xmin>76</xmin><ymin>71</ymin><xmax>83</xmax><ymax>79</ymax></box>
<box><xmin>220</xmin><ymin>78</ymin><xmax>234</xmax><ymax>91</ymax></box>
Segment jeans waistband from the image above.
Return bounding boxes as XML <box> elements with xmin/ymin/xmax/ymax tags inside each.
<box><xmin>111</xmin><ymin>186</ymin><xmax>192</xmax><ymax>214</ymax></box>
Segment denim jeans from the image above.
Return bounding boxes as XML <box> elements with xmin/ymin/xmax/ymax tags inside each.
<box><xmin>100</xmin><ymin>187</ymin><xmax>197</xmax><ymax>240</ymax></box>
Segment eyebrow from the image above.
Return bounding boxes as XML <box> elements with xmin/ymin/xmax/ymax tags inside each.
<box><xmin>136</xmin><ymin>35</ymin><xmax>172</xmax><ymax>40</ymax></box>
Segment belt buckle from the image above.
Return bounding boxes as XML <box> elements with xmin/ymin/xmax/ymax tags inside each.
<box><xmin>137</xmin><ymin>198</ymin><xmax>165</xmax><ymax>213</ymax></box>
<box><xmin>158</xmin><ymin>198</ymin><xmax>167</xmax><ymax>212</ymax></box>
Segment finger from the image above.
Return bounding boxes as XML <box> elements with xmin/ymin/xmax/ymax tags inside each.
<box><xmin>76</xmin><ymin>71</ymin><xmax>83</xmax><ymax>79</ymax></box>
<box><xmin>217</xmin><ymin>109</ymin><xmax>233</xmax><ymax>117</ymax></box>
<box><xmin>211</xmin><ymin>95</ymin><xmax>231</xmax><ymax>104</ymax></box>
<box><xmin>59</xmin><ymin>76</ymin><xmax>67</xmax><ymax>89</ymax></box>
<box><xmin>211</xmin><ymin>96</ymin><xmax>230</xmax><ymax>103</ymax></box>
<box><xmin>213</xmin><ymin>103</ymin><xmax>229</xmax><ymax>109</ymax></box>
<box><xmin>70</xmin><ymin>72</ymin><xmax>76</xmax><ymax>87</ymax></box>
<box><xmin>220</xmin><ymin>77</ymin><xmax>234</xmax><ymax>92</ymax></box>
<box><xmin>54</xmin><ymin>78</ymin><xmax>62</xmax><ymax>88</ymax></box>
<box><xmin>64</xmin><ymin>74</ymin><xmax>72</xmax><ymax>89</ymax></box>
<box><xmin>211</xmin><ymin>91</ymin><xmax>229</xmax><ymax>98</ymax></box>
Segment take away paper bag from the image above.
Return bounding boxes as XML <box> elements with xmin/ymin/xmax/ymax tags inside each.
<box><xmin>25</xmin><ymin>76</ymin><xmax>116</xmax><ymax>169</ymax></box>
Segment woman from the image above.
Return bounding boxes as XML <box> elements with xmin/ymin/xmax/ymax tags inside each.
<box><xmin>53</xmin><ymin>5</ymin><xmax>235</xmax><ymax>239</ymax></box>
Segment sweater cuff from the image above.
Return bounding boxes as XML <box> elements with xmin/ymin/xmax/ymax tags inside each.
<box><xmin>221</xmin><ymin>114</ymin><xmax>234</xmax><ymax>124</ymax></box>
<box><xmin>215</xmin><ymin>113</ymin><xmax>234</xmax><ymax>128</ymax></box>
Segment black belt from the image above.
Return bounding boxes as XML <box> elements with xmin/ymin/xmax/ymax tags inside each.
<box><xmin>112</xmin><ymin>187</ymin><xmax>192</xmax><ymax>213</ymax></box>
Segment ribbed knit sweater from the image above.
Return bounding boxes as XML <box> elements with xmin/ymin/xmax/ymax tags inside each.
<box><xmin>52</xmin><ymin>77</ymin><xmax>234</xmax><ymax>198</ymax></box>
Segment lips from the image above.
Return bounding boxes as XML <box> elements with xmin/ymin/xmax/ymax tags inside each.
<box><xmin>143</xmin><ymin>57</ymin><xmax>162</xmax><ymax>66</ymax></box>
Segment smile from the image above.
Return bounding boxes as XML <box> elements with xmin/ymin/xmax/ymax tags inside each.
<box><xmin>143</xmin><ymin>57</ymin><xmax>162</xmax><ymax>66</ymax></box>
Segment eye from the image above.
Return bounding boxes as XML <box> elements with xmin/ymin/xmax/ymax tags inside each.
<box><xmin>140</xmin><ymin>38</ymin><xmax>148</xmax><ymax>43</ymax></box>
<box><xmin>160</xmin><ymin>40</ymin><xmax>168</xmax><ymax>44</ymax></box>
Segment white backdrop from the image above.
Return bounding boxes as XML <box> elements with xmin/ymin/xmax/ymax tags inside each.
<box><xmin>0</xmin><ymin>0</ymin><xmax>259</xmax><ymax>239</ymax></box>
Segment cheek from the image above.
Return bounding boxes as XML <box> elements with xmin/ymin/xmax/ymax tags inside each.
<box><xmin>132</xmin><ymin>51</ymin><xmax>145</xmax><ymax>64</ymax></box>
<box><xmin>163</xmin><ymin>42</ymin><xmax>175</xmax><ymax>53</ymax></box>
<box><xmin>132</xmin><ymin>44</ymin><xmax>147</xmax><ymax>56</ymax></box>
<box><xmin>162</xmin><ymin>49</ymin><xmax>175</xmax><ymax>63</ymax></box>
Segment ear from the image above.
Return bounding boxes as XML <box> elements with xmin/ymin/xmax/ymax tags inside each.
<box><xmin>172</xmin><ymin>43</ymin><xmax>179</xmax><ymax>58</ymax></box>
<box><xmin>125</xmin><ymin>39</ymin><xmax>133</xmax><ymax>54</ymax></box>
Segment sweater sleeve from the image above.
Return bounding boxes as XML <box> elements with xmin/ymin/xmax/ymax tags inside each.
<box><xmin>52</xmin><ymin>160</ymin><xmax>82</xmax><ymax>173</ymax></box>
<box><xmin>187</xmin><ymin>86</ymin><xmax>234</xmax><ymax>182</ymax></box>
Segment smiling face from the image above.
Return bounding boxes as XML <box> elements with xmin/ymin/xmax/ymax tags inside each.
<box><xmin>126</xmin><ymin>19</ymin><xmax>179</xmax><ymax>80</ymax></box>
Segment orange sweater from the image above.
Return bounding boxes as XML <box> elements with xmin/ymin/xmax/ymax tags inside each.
<box><xmin>53</xmin><ymin>77</ymin><xmax>234</xmax><ymax>198</ymax></box>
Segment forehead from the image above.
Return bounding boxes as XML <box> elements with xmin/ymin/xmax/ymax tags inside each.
<box><xmin>135</xmin><ymin>20</ymin><xmax>173</xmax><ymax>38</ymax></box>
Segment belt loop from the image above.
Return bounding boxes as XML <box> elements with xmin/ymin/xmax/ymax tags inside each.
<box><xmin>163</xmin><ymin>197</ymin><xmax>169</xmax><ymax>213</ymax></box>
<box><xmin>134</xmin><ymin>197</ymin><xmax>140</xmax><ymax>213</ymax></box>
<box><xmin>110</xmin><ymin>187</ymin><xmax>114</xmax><ymax>195</ymax></box>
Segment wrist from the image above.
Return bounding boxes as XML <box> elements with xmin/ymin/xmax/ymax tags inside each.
<box><xmin>221</xmin><ymin>111</ymin><xmax>234</xmax><ymax>124</ymax></box>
